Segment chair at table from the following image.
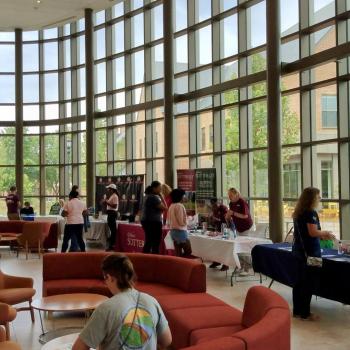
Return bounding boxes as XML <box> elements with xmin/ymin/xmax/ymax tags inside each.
<box><xmin>0</xmin><ymin>303</ymin><xmax>16</xmax><ymax>341</ymax></box>
<box><xmin>16</xmin><ymin>222</ymin><xmax>44</xmax><ymax>259</ymax></box>
<box><xmin>253</xmin><ymin>223</ymin><xmax>269</xmax><ymax>239</ymax></box>
<box><xmin>0</xmin><ymin>326</ymin><xmax>21</xmax><ymax>350</ymax></box>
<box><xmin>0</xmin><ymin>269</ymin><xmax>36</xmax><ymax>330</ymax></box>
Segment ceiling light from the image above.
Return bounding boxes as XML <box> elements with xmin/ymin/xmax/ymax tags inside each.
<box><xmin>37</xmin><ymin>0</ymin><xmax>41</xmax><ymax>3</ymax></box>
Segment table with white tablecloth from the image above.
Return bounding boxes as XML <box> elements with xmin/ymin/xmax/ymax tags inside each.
<box><xmin>189</xmin><ymin>233</ymin><xmax>272</xmax><ymax>285</ymax></box>
<box><xmin>84</xmin><ymin>218</ymin><xmax>110</xmax><ymax>248</ymax></box>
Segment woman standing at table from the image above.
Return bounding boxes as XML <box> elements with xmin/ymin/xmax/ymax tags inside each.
<box><xmin>61</xmin><ymin>190</ymin><xmax>88</xmax><ymax>253</ymax></box>
<box><xmin>141</xmin><ymin>181</ymin><xmax>167</xmax><ymax>254</ymax></box>
<box><xmin>292</xmin><ymin>187</ymin><xmax>335</xmax><ymax>320</ymax></box>
<box><xmin>167</xmin><ymin>188</ymin><xmax>192</xmax><ymax>257</ymax></box>
<box><xmin>103</xmin><ymin>184</ymin><xmax>119</xmax><ymax>251</ymax></box>
<box><xmin>225</xmin><ymin>188</ymin><xmax>253</xmax><ymax>275</ymax></box>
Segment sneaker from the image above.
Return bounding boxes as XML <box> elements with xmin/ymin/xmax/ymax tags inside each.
<box><xmin>220</xmin><ymin>265</ymin><xmax>229</xmax><ymax>271</ymax></box>
<box><xmin>239</xmin><ymin>271</ymin><xmax>249</xmax><ymax>277</ymax></box>
<box><xmin>209</xmin><ymin>262</ymin><xmax>221</xmax><ymax>269</ymax></box>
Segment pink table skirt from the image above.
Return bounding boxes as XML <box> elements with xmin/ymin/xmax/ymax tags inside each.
<box><xmin>115</xmin><ymin>222</ymin><xmax>173</xmax><ymax>255</ymax></box>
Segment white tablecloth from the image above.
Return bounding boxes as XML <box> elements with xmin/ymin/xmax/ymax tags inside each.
<box><xmin>189</xmin><ymin>234</ymin><xmax>272</xmax><ymax>269</ymax></box>
<box><xmin>84</xmin><ymin>219</ymin><xmax>110</xmax><ymax>247</ymax></box>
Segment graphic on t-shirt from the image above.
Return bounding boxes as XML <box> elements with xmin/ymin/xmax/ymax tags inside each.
<box><xmin>119</xmin><ymin>306</ymin><xmax>154</xmax><ymax>349</ymax></box>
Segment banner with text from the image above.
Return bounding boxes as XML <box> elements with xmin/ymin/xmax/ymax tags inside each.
<box><xmin>176</xmin><ymin>169</ymin><xmax>196</xmax><ymax>216</ymax></box>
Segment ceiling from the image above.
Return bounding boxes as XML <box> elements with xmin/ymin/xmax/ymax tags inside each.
<box><xmin>0</xmin><ymin>0</ymin><xmax>122</xmax><ymax>31</ymax></box>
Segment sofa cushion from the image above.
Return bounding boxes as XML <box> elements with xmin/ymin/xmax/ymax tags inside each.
<box><xmin>190</xmin><ymin>326</ymin><xmax>244</xmax><ymax>345</ymax></box>
<box><xmin>44</xmin><ymin>279</ymin><xmax>108</xmax><ymax>296</ymax></box>
<box><xmin>166</xmin><ymin>306</ymin><xmax>242</xmax><ymax>349</ymax></box>
<box><xmin>157</xmin><ymin>293</ymin><xmax>226</xmax><ymax>312</ymax></box>
<box><xmin>135</xmin><ymin>282</ymin><xmax>184</xmax><ymax>297</ymax></box>
<box><xmin>180</xmin><ymin>336</ymin><xmax>246</xmax><ymax>350</ymax></box>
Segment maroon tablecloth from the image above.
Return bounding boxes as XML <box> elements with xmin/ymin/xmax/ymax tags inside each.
<box><xmin>115</xmin><ymin>222</ymin><xmax>172</xmax><ymax>255</ymax></box>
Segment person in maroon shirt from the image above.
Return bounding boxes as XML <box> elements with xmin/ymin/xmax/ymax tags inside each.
<box><xmin>5</xmin><ymin>186</ymin><xmax>21</xmax><ymax>220</ymax></box>
<box><xmin>226</xmin><ymin>188</ymin><xmax>253</xmax><ymax>234</ymax></box>
<box><xmin>226</xmin><ymin>188</ymin><xmax>253</xmax><ymax>276</ymax></box>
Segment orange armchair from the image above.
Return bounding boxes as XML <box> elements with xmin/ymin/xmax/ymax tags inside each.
<box><xmin>0</xmin><ymin>326</ymin><xmax>21</xmax><ymax>350</ymax></box>
<box><xmin>16</xmin><ymin>222</ymin><xmax>45</xmax><ymax>259</ymax></box>
<box><xmin>0</xmin><ymin>303</ymin><xmax>16</xmax><ymax>340</ymax></box>
<box><xmin>0</xmin><ymin>270</ymin><xmax>35</xmax><ymax>328</ymax></box>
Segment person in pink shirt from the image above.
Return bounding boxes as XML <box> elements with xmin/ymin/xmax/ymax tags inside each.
<box><xmin>61</xmin><ymin>190</ymin><xmax>88</xmax><ymax>253</ymax></box>
<box><xmin>167</xmin><ymin>188</ymin><xmax>192</xmax><ymax>257</ymax></box>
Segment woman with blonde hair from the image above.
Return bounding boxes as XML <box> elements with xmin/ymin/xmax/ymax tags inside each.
<box><xmin>161</xmin><ymin>184</ymin><xmax>173</xmax><ymax>225</ymax></box>
<box><xmin>292</xmin><ymin>187</ymin><xmax>335</xmax><ymax>320</ymax></box>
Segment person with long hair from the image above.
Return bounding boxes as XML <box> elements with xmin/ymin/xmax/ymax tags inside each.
<box><xmin>161</xmin><ymin>184</ymin><xmax>172</xmax><ymax>225</ymax></box>
<box><xmin>103</xmin><ymin>184</ymin><xmax>120</xmax><ymax>251</ymax></box>
<box><xmin>72</xmin><ymin>254</ymin><xmax>172</xmax><ymax>350</ymax></box>
<box><xmin>292</xmin><ymin>187</ymin><xmax>335</xmax><ymax>320</ymax></box>
<box><xmin>141</xmin><ymin>181</ymin><xmax>167</xmax><ymax>254</ymax></box>
<box><xmin>167</xmin><ymin>188</ymin><xmax>192</xmax><ymax>257</ymax></box>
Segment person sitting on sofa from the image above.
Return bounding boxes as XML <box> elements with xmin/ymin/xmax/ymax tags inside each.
<box><xmin>72</xmin><ymin>254</ymin><xmax>172</xmax><ymax>350</ymax></box>
<box><xmin>20</xmin><ymin>201</ymin><xmax>34</xmax><ymax>216</ymax></box>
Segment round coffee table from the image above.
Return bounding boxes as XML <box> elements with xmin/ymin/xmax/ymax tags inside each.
<box><xmin>41</xmin><ymin>333</ymin><xmax>95</xmax><ymax>350</ymax></box>
<box><xmin>31</xmin><ymin>293</ymin><xmax>108</xmax><ymax>344</ymax></box>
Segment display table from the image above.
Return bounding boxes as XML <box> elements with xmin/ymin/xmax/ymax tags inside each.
<box><xmin>84</xmin><ymin>218</ymin><xmax>109</xmax><ymax>247</ymax></box>
<box><xmin>252</xmin><ymin>243</ymin><xmax>350</xmax><ymax>305</ymax></box>
<box><xmin>32</xmin><ymin>293</ymin><xmax>108</xmax><ymax>344</ymax></box>
<box><xmin>115</xmin><ymin>222</ymin><xmax>171</xmax><ymax>255</ymax></box>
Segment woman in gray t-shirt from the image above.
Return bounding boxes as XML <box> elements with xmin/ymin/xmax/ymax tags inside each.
<box><xmin>72</xmin><ymin>254</ymin><xmax>172</xmax><ymax>350</ymax></box>
<box><xmin>141</xmin><ymin>181</ymin><xmax>167</xmax><ymax>254</ymax></box>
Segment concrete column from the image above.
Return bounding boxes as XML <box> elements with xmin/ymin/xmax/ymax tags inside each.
<box><xmin>85</xmin><ymin>9</ymin><xmax>95</xmax><ymax>207</ymax></box>
<box><xmin>15</xmin><ymin>29</ymin><xmax>24</xmax><ymax>204</ymax></box>
<box><xmin>267</xmin><ymin>0</ymin><xmax>283</xmax><ymax>242</ymax></box>
<box><xmin>163</xmin><ymin>0</ymin><xmax>175</xmax><ymax>187</ymax></box>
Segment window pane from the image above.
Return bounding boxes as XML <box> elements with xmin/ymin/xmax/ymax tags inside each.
<box><xmin>281</xmin><ymin>0</ymin><xmax>299</xmax><ymax>35</ymax></box>
<box><xmin>196</xmin><ymin>0</ymin><xmax>211</xmax><ymax>22</ymax></box>
<box><xmin>132</xmin><ymin>14</ymin><xmax>144</xmax><ymax>48</ymax></box>
<box><xmin>0</xmin><ymin>136</ymin><xmax>15</xmax><ymax>165</ymax></box>
<box><xmin>152</xmin><ymin>5</ymin><xmax>163</xmax><ymax>40</ymax></box>
<box><xmin>175</xmin><ymin>35</ymin><xmax>188</xmax><ymax>73</ymax></box>
<box><xmin>247</xmin><ymin>1</ymin><xmax>266</xmax><ymax>49</ymax></box>
<box><xmin>24</xmin><ymin>136</ymin><xmax>40</xmax><ymax>165</ymax></box>
<box><xmin>23</xmin><ymin>44</ymin><xmax>39</xmax><ymax>72</ymax></box>
<box><xmin>220</xmin><ymin>15</ymin><xmax>238</xmax><ymax>58</ymax></box>
<box><xmin>95</xmin><ymin>28</ymin><xmax>105</xmax><ymax>59</ymax></box>
<box><xmin>132</xmin><ymin>51</ymin><xmax>144</xmax><ymax>85</ymax></box>
<box><xmin>196</xmin><ymin>25</ymin><xmax>212</xmax><ymax>66</ymax></box>
<box><xmin>224</xmin><ymin>108</ymin><xmax>239</xmax><ymax>151</ymax></box>
<box><xmin>0</xmin><ymin>45</ymin><xmax>15</xmax><ymax>72</ymax></box>
<box><xmin>0</xmin><ymin>75</ymin><xmax>15</xmax><ymax>103</ymax></box>
<box><xmin>45</xmin><ymin>135</ymin><xmax>59</xmax><ymax>164</ymax></box>
<box><xmin>252</xmin><ymin>150</ymin><xmax>268</xmax><ymax>197</ymax></box>
<box><xmin>23</xmin><ymin>75</ymin><xmax>39</xmax><ymax>103</ymax></box>
<box><xmin>44</xmin><ymin>42</ymin><xmax>58</xmax><ymax>70</ymax></box>
<box><xmin>113</xmin><ymin>22</ymin><xmax>124</xmax><ymax>54</ymax></box>
<box><xmin>24</xmin><ymin>167</ymin><xmax>40</xmax><ymax>195</ymax></box>
<box><xmin>44</xmin><ymin>73</ymin><xmax>58</xmax><ymax>102</ymax></box>
<box><xmin>175</xmin><ymin>0</ymin><xmax>187</xmax><ymax>31</ymax></box>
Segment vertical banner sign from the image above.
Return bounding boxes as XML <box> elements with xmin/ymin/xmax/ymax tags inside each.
<box><xmin>95</xmin><ymin>175</ymin><xmax>144</xmax><ymax>217</ymax></box>
<box><xmin>195</xmin><ymin>168</ymin><xmax>217</xmax><ymax>216</ymax></box>
<box><xmin>176</xmin><ymin>169</ymin><xmax>196</xmax><ymax>216</ymax></box>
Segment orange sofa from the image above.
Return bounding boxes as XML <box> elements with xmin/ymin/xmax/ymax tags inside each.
<box><xmin>0</xmin><ymin>221</ymin><xmax>58</xmax><ymax>251</ymax></box>
<box><xmin>42</xmin><ymin>253</ymin><xmax>290</xmax><ymax>350</ymax></box>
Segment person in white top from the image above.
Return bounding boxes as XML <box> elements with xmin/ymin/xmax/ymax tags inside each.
<box><xmin>61</xmin><ymin>190</ymin><xmax>88</xmax><ymax>252</ymax></box>
<box><xmin>167</xmin><ymin>189</ymin><xmax>192</xmax><ymax>257</ymax></box>
<box><xmin>103</xmin><ymin>184</ymin><xmax>119</xmax><ymax>251</ymax></box>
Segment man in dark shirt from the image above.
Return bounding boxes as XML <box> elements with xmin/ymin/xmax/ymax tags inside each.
<box><xmin>20</xmin><ymin>202</ymin><xmax>35</xmax><ymax>216</ymax></box>
<box><xmin>209</xmin><ymin>198</ymin><xmax>228</xmax><ymax>231</ymax></box>
<box><xmin>5</xmin><ymin>186</ymin><xmax>20</xmax><ymax>220</ymax></box>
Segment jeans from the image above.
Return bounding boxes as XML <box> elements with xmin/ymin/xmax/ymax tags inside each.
<box><xmin>141</xmin><ymin>221</ymin><xmax>162</xmax><ymax>254</ymax></box>
<box><xmin>61</xmin><ymin>224</ymin><xmax>85</xmax><ymax>253</ymax></box>
<box><xmin>107</xmin><ymin>210</ymin><xmax>118</xmax><ymax>250</ymax></box>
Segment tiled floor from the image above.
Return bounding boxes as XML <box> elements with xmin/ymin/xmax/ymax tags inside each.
<box><xmin>1</xmin><ymin>244</ymin><xmax>350</xmax><ymax>350</ymax></box>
